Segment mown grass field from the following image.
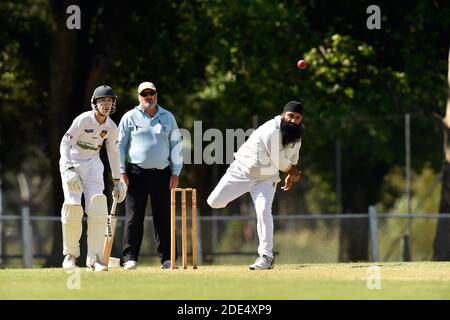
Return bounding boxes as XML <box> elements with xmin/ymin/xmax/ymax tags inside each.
<box><xmin>0</xmin><ymin>262</ymin><xmax>449</xmax><ymax>300</ymax></box>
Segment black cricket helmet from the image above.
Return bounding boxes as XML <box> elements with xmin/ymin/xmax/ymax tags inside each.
<box><xmin>91</xmin><ymin>85</ymin><xmax>117</xmax><ymax>114</ymax></box>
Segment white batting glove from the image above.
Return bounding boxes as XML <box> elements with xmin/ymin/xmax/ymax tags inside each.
<box><xmin>64</xmin><ymin>168</ymin><xmax>84</xmax><ymax>193</ymax></box>
<box><xmin>112</xmin><ymin>179</ymin><xmax>127</xmax><ymax>203</ymax></box>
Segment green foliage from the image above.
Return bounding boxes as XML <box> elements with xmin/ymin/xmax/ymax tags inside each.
<box><xmin>377</xmin><ymin>165</ymin><xmax>441</xmax><ymax>261</ymax></box>
<box><xmin>378</xmin><ymin>165</ymin><xmax>440</xmax><ymax>214</ymax></box>
<box><xmin>0</xmin><ymin>0</ymin><xmax>50</xmax><ymax>171</ymax></box>
<box><xmin>217</xmin><ymin>220</ymin><xmax>249</xmax><ymax>252</ymax></box>
<box><xmin>303</xmin><ymin>34</ymin><xmax>408</xmax><ymax>171</ymax></box>
<box><xmin>303</xmin><ymin>173</ymin><xmax>337</xmax><ymax>214</ymax></box>
<box><xmin>0</xmin><ymin>0</ymin><xmax>449</xmax><ymax>221</ymax></box>
<box><xmin>173</xmin><ymin>0</ymin><xmax>312</xmax><ymax>129</ymax></box>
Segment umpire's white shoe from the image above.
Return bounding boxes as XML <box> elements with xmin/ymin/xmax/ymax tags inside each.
<box><xmin>87</xmin><ymin>261</ymin><xmax>108</xmax><ymax>272</ymax></box>
<box><xmin>161</xmin><ymin>260</ymin><xmax>175</xmax><ymax>269</ymax></box>
<box><xmin>62</xmin><ymin>254</ymin><xmax>77</xmax><ymax>270</ymax></box>
<box><xmin>249</xmin><ymin>255</ymin><xmax>274</xmax><ymax>270</ymax></box>
<box><xmin>124</xmin><ymin>260</ymin><xmax>137</xmax><ymax>270</ymax></box>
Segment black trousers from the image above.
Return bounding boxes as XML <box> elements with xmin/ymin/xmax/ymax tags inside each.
<box><xmin>123</xmin><ymin>163</ymin><xmax>174</xmax><ymax>263</ymax></box>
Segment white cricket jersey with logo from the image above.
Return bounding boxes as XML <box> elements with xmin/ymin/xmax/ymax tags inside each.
<box><xmin>59</xmin><ymin>110</ymin><xmax>121</xmax><ymax>179</ymax></box>
<box><xmin>234</xmin><ymin>115</ymin><xmax>301</xmax><ymax>180</ymax></box>
<box><xmin>208</xmin><ymin>115</ymin><xmax>302</xmax><ymax>258</ymax></box>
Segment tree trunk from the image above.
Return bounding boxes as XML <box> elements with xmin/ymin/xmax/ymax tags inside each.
<box><xmin>337</xmin><ymin>155</ymin><xmax>388</xmax><ymax>262</ymax></box>
<box><xmin>45</xmin><ymin>0</ymin><xmax>87</xmax><ymax>266</ymax></box>
<box><xmin>44</xmin><ymin>0</ymin><xmax>134</xmax><ymax>266</ymax></box>
<box><xmin>433</xmin><ymin>46</ymin><xmax>450</xmax><ymax>261</ymax></box>
<box><xmin>434</xmin><ymin>162</ymin><xmax>450</xmax><ymax>260</ymax></box>
<box><xmin>338</xmin><ymin>187</ymin><xmax>369</xmax><ymax>262</ymax></box>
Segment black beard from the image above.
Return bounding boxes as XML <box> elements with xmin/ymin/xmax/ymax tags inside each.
<box><xmin>280</xmin><ymin>119</ymin><xmax>303</xmax><ymax>146</ymax></box>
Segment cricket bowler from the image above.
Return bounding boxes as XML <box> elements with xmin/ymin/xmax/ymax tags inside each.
<box><xmin>207</xmin><ymin>101</ymin><xmax>304</xmax><ymax>270</ymax></box>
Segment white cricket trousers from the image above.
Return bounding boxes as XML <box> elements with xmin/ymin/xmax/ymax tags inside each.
<box><xmin>207</xmin><ymin>161</ymin><xmax>278</xmax><ymax>258</ymax></box>
<box><xmin>61</xmin><ymin>157</ymin><xmax>104</xmax><ymax>211</ymax></box>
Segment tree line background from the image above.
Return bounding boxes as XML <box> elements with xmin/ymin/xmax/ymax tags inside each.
<box><xmin>1</xmin><ymin>0</ymin><xmax>450</xmax><ymax>266</ymax></box>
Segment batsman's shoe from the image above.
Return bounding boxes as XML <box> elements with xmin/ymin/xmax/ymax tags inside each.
<box><xmin>124</xmin><ymin>260</ymin><xmax>137</xmax><ymax>270</ymax></box>
<box><xmin>87</xmin><ymin>261</ymin><xmax>108</xmax><ymax>272</ymax></box>
<box><xmin>249</xmin><ymin>255</ymin><xmax>274</xmax><ymax>270</ymax></box>
<box><xmin>62</xmin><ymin>254</ymin><xmax>77</xmax><ymax>270</ymax></box>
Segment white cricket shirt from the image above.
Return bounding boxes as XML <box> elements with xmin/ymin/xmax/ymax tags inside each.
<box><xmin>59</xmin><ymin>111</ymin><xmax>121</xmax><ymax>179</ymax></box>
<box><xmin>234</xmin><ymin>115</ymin><xmax>301</xmax><ymax>180</ymax></box>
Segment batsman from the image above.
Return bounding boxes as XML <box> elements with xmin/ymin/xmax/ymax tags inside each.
<box><xmin>208</xmin><ymin>101</ymin><xmax>304</xmax><ymax>270</ymax></box>
<box><xmin>59</xmin><ymin>85</ymin><xmax>127</xmax><ymax>271</ymax></box>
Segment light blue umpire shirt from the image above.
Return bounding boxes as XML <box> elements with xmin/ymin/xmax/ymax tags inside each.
<box><xmin>117</xmin><ymin>104</ymin><xmax>183</xmax><ymax>176</ymax></box>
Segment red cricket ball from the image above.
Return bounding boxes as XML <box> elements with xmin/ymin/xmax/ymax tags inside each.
<box><xmin>297</xmin><ymin>59</ymin><xmax>307</xmax><ymax>69</ymax></box>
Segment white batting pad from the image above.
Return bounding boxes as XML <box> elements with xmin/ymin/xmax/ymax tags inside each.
<box><xmin>86</xmin><ymin>194</ymin><xmax>108</xmax><ymax>266</ymax></box>
<box><xmin>61</xmin><ymin>204</ymin><xmax>84</xmax><ymax>258</ymax></box>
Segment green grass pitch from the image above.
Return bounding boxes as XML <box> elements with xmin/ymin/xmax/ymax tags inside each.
<box><xmin>0</xmin><ymin>262</ymin><xmax>449</xmax><ymax>299</ymax></box>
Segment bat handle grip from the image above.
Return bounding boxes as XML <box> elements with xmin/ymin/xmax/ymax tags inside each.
<box><xmin>110</xmin><ymin>196</ymin><xmax>118</xmax><ymax>217</ymax></box>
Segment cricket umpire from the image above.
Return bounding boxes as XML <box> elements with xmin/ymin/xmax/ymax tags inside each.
<box><xmin>118</xmin><ymin>82</ymin><xmax>183</xmax><ymax>270</ymax></box>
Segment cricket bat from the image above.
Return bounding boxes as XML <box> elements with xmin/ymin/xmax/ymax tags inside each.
<box><xmin>103</xmin><ymin>197</ymin><xmax>118</xmax><ymax>265</ymax></box>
